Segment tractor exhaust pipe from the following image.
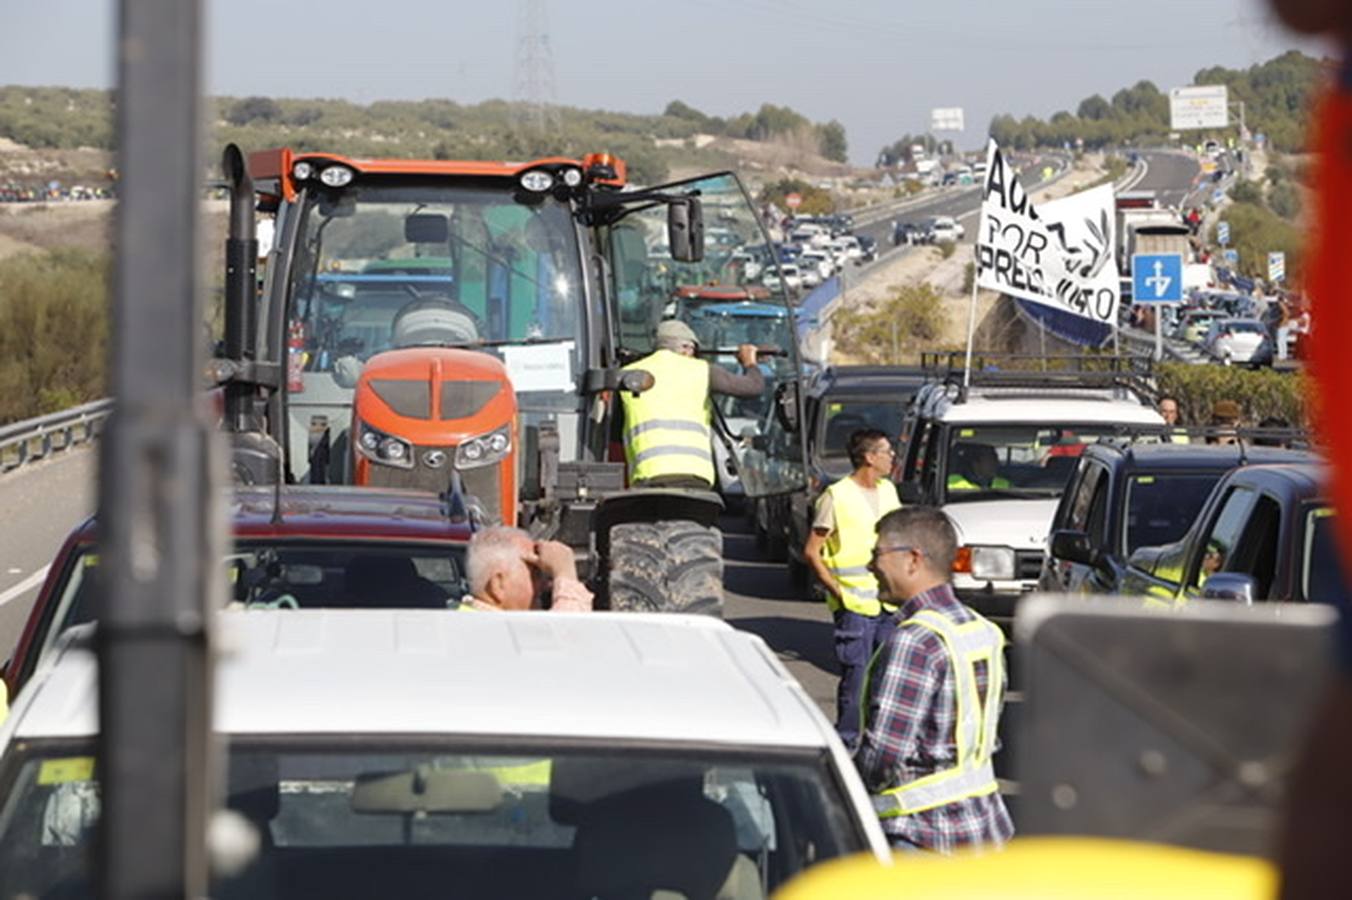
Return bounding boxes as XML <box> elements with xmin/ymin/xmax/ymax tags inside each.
<box><xmin>221</xmin><ymin>144</ymin><xmax>256</xmax><ymax>432</ymax></box>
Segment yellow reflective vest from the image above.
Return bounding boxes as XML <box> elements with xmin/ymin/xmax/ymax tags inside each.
<box><xmin>947</xmin><ymin>473</ymin><xmax>1012</xmax><ymax>491</ymax></box>
<box><xmin>620</xmin><ymin>349</ymin><xmax>714</xmax><ymax>485</ymax></box>
<box><xmin>820</xmin><ymin>477</ymin><xmax>901</xmax><ymax>616</ymax></box>
<box><xmin>870</xmin><ymin>608</ymin><xmax>1005</xmax><ymax>817</ymax></box>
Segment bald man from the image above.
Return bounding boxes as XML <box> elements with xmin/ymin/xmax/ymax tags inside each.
<box><xmin>464</xmin><ymin>527</ymin><xmax>592</xmax><ymax>612</ymax></box>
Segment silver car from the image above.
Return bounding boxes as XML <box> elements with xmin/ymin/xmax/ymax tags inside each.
<box><xmin>1203</xmin><ymin>317</ymin><xmax>1273</xmax><ymax>367</ymax></box>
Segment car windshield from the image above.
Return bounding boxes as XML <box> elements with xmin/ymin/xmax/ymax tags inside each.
<box><xmin>1303</xmin><ymin>506</ymin><xmax>1343</xmax><ymax>603</ymax></box>
<box><xmin>820</xmin><ymin>400</ymin><xmax>909</xmax><ymax>458</ymax></box>
<box><xmin>944</xmin><ymin>424</ymin><xmax>1134</xmax><ymax>501</ymax></box>
<box><xmin>1123</xmin><ymin>473</ymin><xmax>1222</xmax><ymax>554</ymax></box>
<box><xmin>292</xmin><ymin>183</ymin><xmax>584</xmax><ymax>369</ymax></box>
<box><xmin>0</xmin><ymin>740</ymin><xmax>864</xmax><ymax>900</ymax></box>
<box><xmin>1222</xmin><ymin>321</ymin><xmax>1264</xmax><ymax>334</ymax></box>
<box><xmin>36</xmin><ymin>542</ymin><xmax>467</xmax><ymax>667</ymax></box>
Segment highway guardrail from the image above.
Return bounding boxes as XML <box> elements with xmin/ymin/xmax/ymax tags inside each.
<box><xmin>0</xmin><ymin>398</ymin><xmax>112</xmax><ymax>473</ymax></box>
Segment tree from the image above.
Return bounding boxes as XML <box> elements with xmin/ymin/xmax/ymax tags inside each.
<box><xmin>818</xmin><ymin>120</ymin><xmax>848</xmax><ymax>163</ymax></box>
<box><xmin>226</xmin><ymin>96</ymin><xmax>282</xmax><ymax>126</ymax></box>
<box><xmin>1077</xmin><ymin>95</ymin><xmax>1111</xmax><ymax>121</ymax></box>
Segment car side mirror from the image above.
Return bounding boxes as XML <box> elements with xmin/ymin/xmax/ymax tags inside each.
<box><xmin>773</xmin><ymin>380</ymin><xmax>800</xmax><ymax>433</ymax></box>
<box><xmin>668</xmin><ymin>198</ymin><xmax>704</xmax><ymax>263</ymax></box>
<box><xmin>898</xmin><ymin>481</ymin><xmax>924</xmax><ymax>505</ymax></box>
<box><xmin>1050</xmin><ymin>529</ymin><xmax>1100</xmax><ymax>568</ymax></box>
<box><xmin>1201</xmin><ymin>572</ymin><xmax>1257</xmax><ymax>605</ymax></box>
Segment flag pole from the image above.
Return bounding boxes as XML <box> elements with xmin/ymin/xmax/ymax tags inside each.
<box><xmin>963</xmin><ymin>257</ymin><xmax>979</xmax><ymax>387</ymax></box>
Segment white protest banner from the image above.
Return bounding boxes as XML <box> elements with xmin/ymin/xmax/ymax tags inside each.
<box><xmin>975</xmin><ymin>140</ymin><xmax>1119</xmax><ymax>327</ymax></box>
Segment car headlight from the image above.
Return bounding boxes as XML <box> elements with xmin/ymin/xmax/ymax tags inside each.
<box><xmin>455</xmin><ymin>425</ymin><xmax>512</xmax><ymax>470</ymax></box>
<box><xmin>355</xmin><ymin>422</ymin><xmax>413</xmax><ymax>469</ymax></box>
<box><xmin>968</xmin><ymin>545</ymin><xmax>1017</xmax><ymax>581</ymax></box>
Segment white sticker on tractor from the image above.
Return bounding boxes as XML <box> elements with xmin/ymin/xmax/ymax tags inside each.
<box><xmin>502</xmin><ymin>341</ymin><xmax>575</xmax><ymax>393</ymax></box>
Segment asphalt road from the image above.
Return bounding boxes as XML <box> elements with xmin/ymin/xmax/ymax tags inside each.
<box><xmin>1132</xmin><ymin>150</ymin><xmax>1203</xmax><ymax>209</ymax></box>
<box><xmin>0</xmin><ymin>449</ymin><xmax>96</xmax><ymax>663</ymax></box>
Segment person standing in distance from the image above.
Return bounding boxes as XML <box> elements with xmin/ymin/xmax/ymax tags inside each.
<box><xmin>804</xmin><ymin>428</ymin><xmax>902</xmax><ymax>750</ymax></box>
<box><xmin>620</xmin><ymin>319</ymin><xmax>764</xmax><ymax>489</ymax></box>
<box><xmin>856</xmin><ymin>506</ymin><xmax>1013</xmax><ymax>853</ymax></box>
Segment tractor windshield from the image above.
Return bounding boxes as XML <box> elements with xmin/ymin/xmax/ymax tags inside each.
<box><xmin>291</xmin><ymin>183</ymin><xmax>584</xmax><ymax>369</ymax></box>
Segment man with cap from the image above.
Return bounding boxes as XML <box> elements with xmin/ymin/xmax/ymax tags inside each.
<box><xmin>1207</xmin><ymin>399</ymin><xmax>1243</xmax><ymax>445</ymax></box>
<box><xmin>620</xmin><ymin>320</ymin><xmax>765</xmax><ymax>488</ymax></box>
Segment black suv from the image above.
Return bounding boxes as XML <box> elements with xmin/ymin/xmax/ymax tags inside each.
<box><xmin>1042</xmin><ymin>442</ymin><xmax>1315</xmax><ymax>595</ymax></box>
<box><xmin>752</xmin><ymin>365</ymin><xmax>925</xmax><ymax>586</ymax></box>
<box><xmin>1121</xmin><ymin>463</ymin><xmax>1340</xmax><ymax>606</ymax></box>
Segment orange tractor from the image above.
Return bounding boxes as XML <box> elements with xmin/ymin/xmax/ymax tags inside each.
<box><xmin>215</xmin><ymin>144</ymin><xmax>808</xmax><ymax>613</ymax></box>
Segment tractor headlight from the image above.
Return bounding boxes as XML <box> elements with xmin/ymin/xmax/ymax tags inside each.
<box><xmin>968</xmin><ymin>545</ymin><xmax>1017</xmax><ymax>581</ymax></box>
<box><xmin>560</xmin><ymin>166</ymin><xmax>584</xmax><ymax>188</ymax></box>
<box><xmin>319</xmin><ymin>165</ymin><xmax>354</xmax><ymax>188</ymax></box>
<box><xmin>292</xmin><ymin>160</ymin><xmax>315</xmax><ymax>181</ymax></box>
<box><xmin>356</xmin><ymin>422</ymin><xmax>413</xmax><ymax>469</ymax></box>
<box><xmin>455</xmin><ymin>425</ymin><xmax>513</xmax><ymax>470</ymax></box>
<box><xmin>519</xmin><ymin>170</ymin><xmax>554</xmax><ymax>193</ymax></box>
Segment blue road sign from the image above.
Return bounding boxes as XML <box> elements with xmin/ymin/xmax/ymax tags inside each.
<box><xmin>1223</xmin><ymin>248</ymin><xmax>1239</xmax><ymax>266</ymax></box>
<box><xmin>1212</xmin><ymin>188</ymin><xmax>1225</xmax><ymax>205</ymax></box>
<box><xmin>1217</xmin><ymin>220</ymin><xmax>1230</xmax><ymax>245</ymax></box>
<box><xmin>1131</xmin><ymin>253</ymin><xmax>1185</xmax><ymax>303</ymax></box>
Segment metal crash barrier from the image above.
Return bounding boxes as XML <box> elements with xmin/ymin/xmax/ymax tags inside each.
<box><xmin>0</xmin><ymin>399</ymin><xmax>113</xmax><ymax>473</ymax></box>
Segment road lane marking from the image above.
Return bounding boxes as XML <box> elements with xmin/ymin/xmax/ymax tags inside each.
<box><xmin>0</xmin><ymin>565</ymin><xmax>50</xmax><ymax>607</ymax></box>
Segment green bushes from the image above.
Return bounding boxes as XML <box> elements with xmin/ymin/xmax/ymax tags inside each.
<box><xmin>1157</xmin><ymin>362</ymin><xmax>1307</xmax><ymax>427</ymax></box>
<box><xmin>833</xmin><ymin>284</ymin><xmax>948</xmax><ymax>363</ymax></box>
<box><xmin>0</xmin><ymin>250</ymin><xmax>109</xmax><ymax>424</ymax></box>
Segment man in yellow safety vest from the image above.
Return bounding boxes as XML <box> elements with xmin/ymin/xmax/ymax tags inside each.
<box><xmin>804</xmin><ymin>428</ymin><xmax>902</xmax><ymax>749</ymax></box>
<box><xmin>620</xmin><ymin>319</ymin><xmax>764</xmax><ymax>489</ymax></box>
<box><xmin>856</xmin><ymin>506</ymin><xmax>1013</xmax><ymax>853</ymax></box>
<box><xmin>946</xmin><ymin>442</ymin><xmax>1012</xmax><ymax>492</ymax></box>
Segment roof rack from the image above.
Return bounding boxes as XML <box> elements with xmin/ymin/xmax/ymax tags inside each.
<box><xmin>918</xmin><ymin>353</ymin><xmax>1157</xmax><ymax>404</ymax></box>
<box><xmin>1091</xmin><ymin>425</ymin><xmax>1315</xmax><ymax>452</ymax></box>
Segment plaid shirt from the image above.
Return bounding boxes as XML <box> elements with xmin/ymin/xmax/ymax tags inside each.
<box><xmin>854</xmin><ymin>583</ymin><xmax>1014</xmax><ymax>853</ymax></box>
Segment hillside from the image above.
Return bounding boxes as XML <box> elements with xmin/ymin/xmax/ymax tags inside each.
<box><xmin>982</xmin><ymin>50</ymin><xmax>1324</xmax><ymax>155</ymax></box>
<box><xmin>0</xmin><ymin>86</ymin><xmax>852</xmax><ymax>188</ymax></box>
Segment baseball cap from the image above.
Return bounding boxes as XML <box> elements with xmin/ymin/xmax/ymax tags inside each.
<box><xmin>655</xmin><ymin>319</ymin><xmax>699</xmax><ymax>347</ymax></box>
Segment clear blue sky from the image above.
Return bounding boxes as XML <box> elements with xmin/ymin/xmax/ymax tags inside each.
<box><xmin>1</xmin><ymin>0</ymin><xmax>1326</xmax><ymax>164</ymax></box>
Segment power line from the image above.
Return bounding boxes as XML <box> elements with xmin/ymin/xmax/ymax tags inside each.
<box><xmin>512</xmin><ymin>0</ymin><xmax>559</xmax><ymax>134</ymax></box>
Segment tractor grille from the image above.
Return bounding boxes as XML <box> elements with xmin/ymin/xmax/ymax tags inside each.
<box><xmin>366</xmin><ymin>444</ymin><xmax>504</xmax><ymax>523</ymax></box>
<box><xmin>459</xmin><ymin>465</ymin><xmax>503</xmax><ymax>524</ymax></box>
<box><xmin>1016</xmin><ymin>550</ymin><xmax>1045</xmax><ymax>581</ymax></box>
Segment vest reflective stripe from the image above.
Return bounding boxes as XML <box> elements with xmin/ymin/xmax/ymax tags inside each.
<box><xmin>947</xmin><ymin>474</ymin><xmax>1012</xmax><ymax>491</ymax></box>
<box><xmin>820</xmin><ymin>477</ymin><xmax>901</xmax><ymax>616</ymax></box>
<box><xmin>626</xmin><ymin>419</ymin><xmax>710</xmax><ymax>440</ymax></box>
<box><xmin>872</xmin><ymin>608</ymin><xmax>1005</xmax><ymax>818</ymax></box>
<box><xmin>620</xmin><ymin>350</ymin><xmax>714</xmax><ymax>484</ymax></box>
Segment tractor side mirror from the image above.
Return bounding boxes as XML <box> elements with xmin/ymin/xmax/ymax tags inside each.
<box><xmin>668</xmin><ymin>198</ymin><xmax>705</xmax><ymax>263</ymax></box>
<box><xmin>773</xmin><ymin>380</ymin><xmax>800</xmax><ymax>433</ymax></box>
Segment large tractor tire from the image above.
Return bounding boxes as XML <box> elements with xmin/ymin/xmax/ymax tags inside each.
<box><xmin>608</xmin><ymin>519</ymin><xmax>724</xmax><ymax>617</ymax></box>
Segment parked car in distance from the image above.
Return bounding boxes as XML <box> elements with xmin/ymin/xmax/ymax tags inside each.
<box><xmin>1121</xmin><ymin>463</ymin><xmax>1339</xmax><ymax>607</ymax></box>
<box><xmin>763</xmin><ymin>263</ymin><xmax>802</xmax><ymax>295</ymax></box>
<box><xmin>855</xmin><ymin>234</ymin><xmax>879</xmax><ymax>263</ymax></box>
<box><xmin>1041</xmin><ymin>442</ymin><xmax>1315</xmax><ymax>596</ymax></box>
<box><xmin>929</xmin><ymin>216</ymin><xmax>964</xmax><ymax>243</ymax></box>
<box><xmin>892</xmin><ymin>220</ymin><xmax>931</xmax><ymax>246</ymax></box>
<box><xmin>1202</xmin><ymin>317</ymin><xmax>1273</xmax><ymax>367</ymax></box>
<box><xmin>2</xmin><ymin>485</ymin><xmax>472</xmax><ymax>699</ymax></box>
<box><xmin>0</xmin><ymin>611</ymin><xmax>890</xmax><ymax>897</ymax></box>
<box><xmin>1173</xmin><ymin>308</ymin><xmax>1224</xmax><ymax>345</ymax></box>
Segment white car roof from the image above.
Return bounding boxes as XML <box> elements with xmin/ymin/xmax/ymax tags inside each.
<box><xmin>939</xmin><ymin>394</ymin><xmax>1164</xmax><ymax>426</ymax></box>
<box><xmin>7</xmin><ymin>611</ymin><xmax>835</xmax><ymax>751</ymax></box>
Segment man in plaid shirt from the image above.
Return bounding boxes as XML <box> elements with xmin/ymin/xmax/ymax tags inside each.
<box><xmin>854</xmin><ymin>507</ymin><xmax>1014</xmax><ymax>853</ymax></box>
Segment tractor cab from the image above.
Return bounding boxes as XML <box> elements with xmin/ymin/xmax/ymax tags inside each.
<box><xmin>215</xmin><ymin>146</ymin><xmax>808</xmax><ymax>611</ymax></box>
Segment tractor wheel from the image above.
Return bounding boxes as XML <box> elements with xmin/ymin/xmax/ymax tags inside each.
<box><xmin>608</xmin><ymin>520</ymin><xmax>724</xmax><ymax>617</ymax></box>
